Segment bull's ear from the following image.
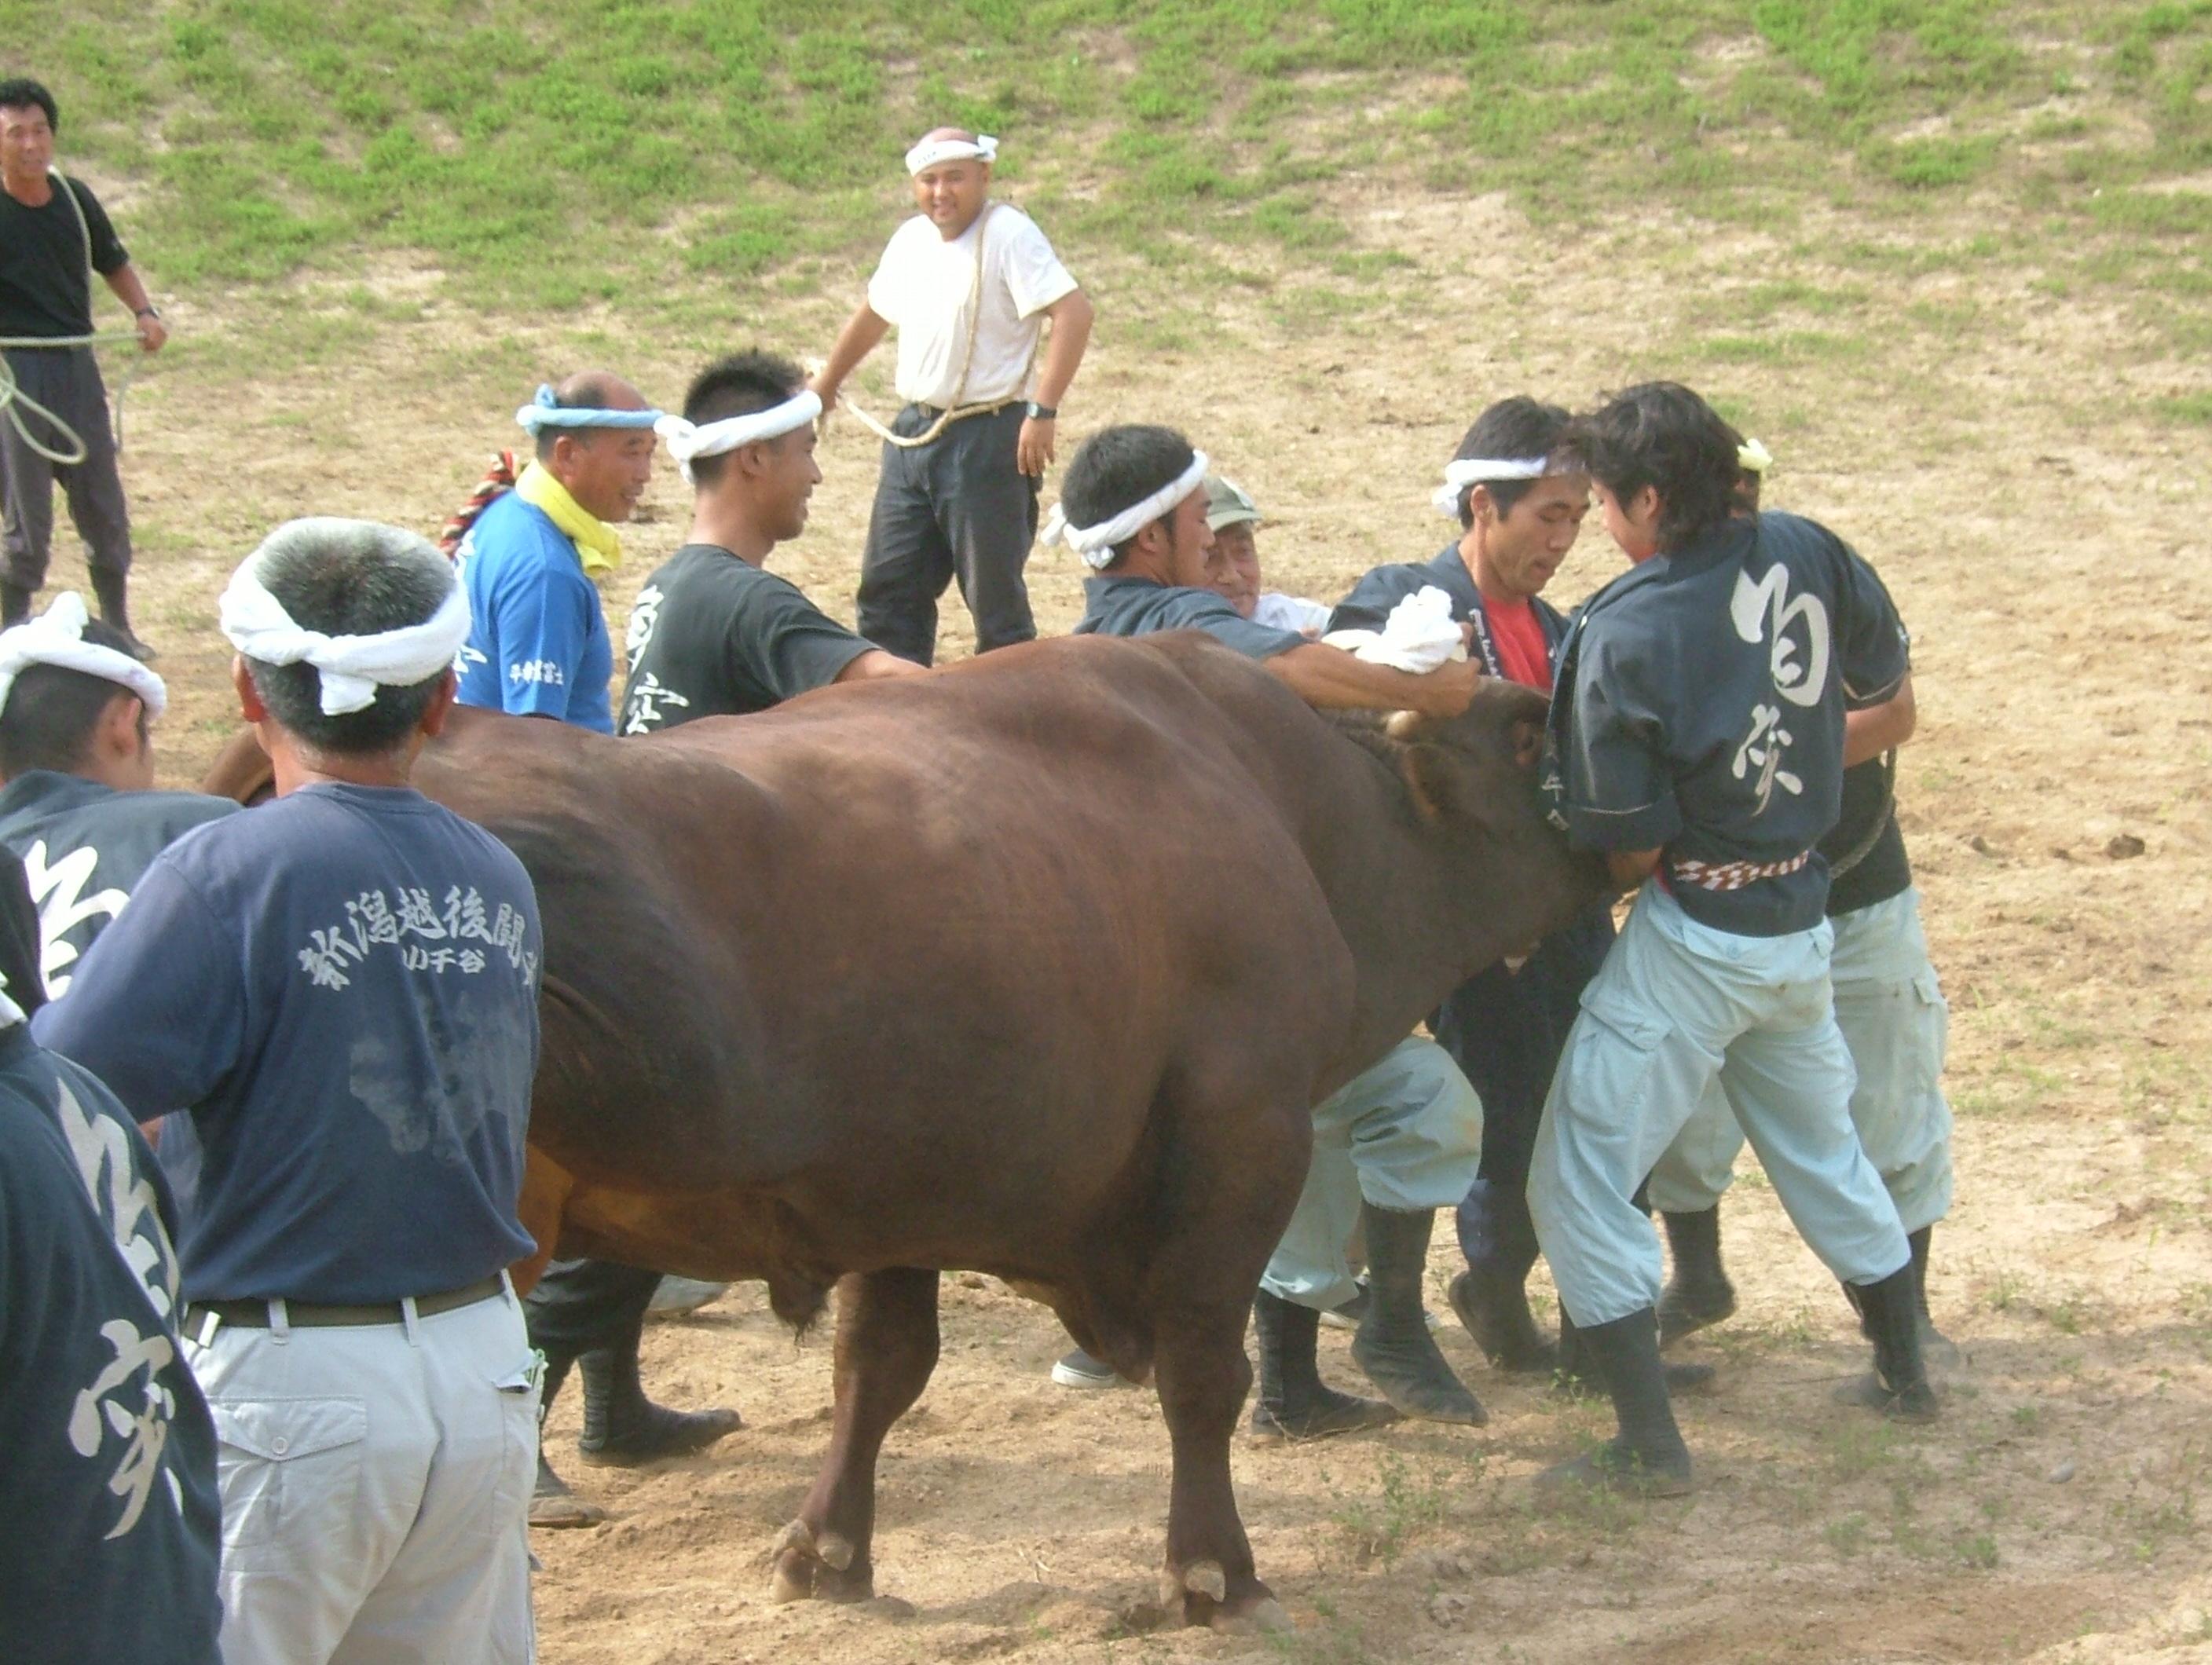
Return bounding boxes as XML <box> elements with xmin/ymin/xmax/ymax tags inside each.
<box><xmin>1400</xmin><ymin>741</ymin><xmax>1478</xmax><ymax>825</ymax></box>
<box><xmin>1510</xmin><ymin>716</ymin><xmax>1544</xmax><ymax>770</ymax></box>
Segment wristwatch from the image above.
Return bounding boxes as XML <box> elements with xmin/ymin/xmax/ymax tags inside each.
<box><xmin>1025</xmin><ymin>402</ymin><xmax>1057</xmax><ymax>421</ymax></box>
<box><xmin>134</xmin><ymin>306</ymin><xmax>161</xmax><ymax>321</ymax></box>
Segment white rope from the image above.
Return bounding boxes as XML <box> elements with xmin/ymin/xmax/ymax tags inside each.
<box><xmin>1041</xmin><ymin>450</ymin><xmax>1210</xmax><ymax>571</ymax></box>
<box><xmin>220</xmin><ymin>531</ymin><xmax>471</xmax><ymax>716</ymax></box>
<box><xmin>0</xmin><ymin>171</ymin><xmax>145</xmax><ymax>467</ymax></box>
<box><xmin>1430</xmin><ymin>456</ymin><xmax>1553</xmax><ymax>518</ymax></box>
<box><xmin>0</xmin><ymin>591</ymin><xmax>167</xmax><ymax>718</ymax></box>
<box><xmin>655</xmin><ymin>390</ymin><xmax>821</xmax><ymax>484</ymax></box>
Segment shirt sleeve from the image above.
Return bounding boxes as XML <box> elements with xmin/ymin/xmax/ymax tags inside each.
<box><xmin>1835</xmin><ymin>544</ymin><xmax>1910</xmax><ymax>708</ymax></box>
<box><xmin>865</xmin><ymin>223</ymin><xmax>919</xmax><ymax>327</ymax></box>
<box><xmin>1560</xmin><ymin>629</ymin><xmax>1683</xmax><ymax>853</ymax></box>
<box><xmin>730</xmin><ymin>576</ymin><xmax>874</xmax><ymax>703</ymax></box>
<box><xmin>999</xmin><ymin>215</ymin><xmax>1079</xmax><ymax>320</ymax></box>
<box><xmin>30</xmin><ymin>860</ymin><xmax>246</xmax><ymax>1123</ymax></box>
<box><xmin>70</xmin><ymin>181</ymin><xmax>130</xmax><ymax>276</ymax></box>
<box><xmin>490</xmin><ymin>549</ymin><xmax>595</xmax><ymax>720</ymax></box>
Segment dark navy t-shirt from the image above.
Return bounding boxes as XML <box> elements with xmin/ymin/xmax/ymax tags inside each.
<box><xmin>0</xmin><ymin>1023</ymin><xmax>222</xmax><ymax>1663</ymax></box>
<box><xmin>621</xmin><ymin>543</ymin><xmax>873</xmax><ymax>732</ymax></box>
<box><xmin>456</xmin><ymin>489</ymin><xmax>617</xmax><ymax>733</ymax></box>
<box><xmin>1075</xmin><ymin>574</ymin><xmax>1306</xmax><ymax>660</ymax></box>
<box><xmin>34</xmin><ymin>783</ymin><xmax>542</xmax><ymax>1305</ymax></box>
<box><xmin>1544</xmin><ymin>511</ymin><xmax>1908</xmax><ymax>937</ymax></box>
<box><xmin>0</xmin><ymin>174</ymin><xmax>129</xmax><ymax>339</ymax></box>
<box><xmin>0</xmin><ymin>770</ymin><xmax>238</xmax><ymax>998</ymax></box>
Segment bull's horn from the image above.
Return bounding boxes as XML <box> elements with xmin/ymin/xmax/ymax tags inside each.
<box><xmin>1385</xmin><ymin>709</ymin><xmax>1426</xmax><ymax>741</ymax></box>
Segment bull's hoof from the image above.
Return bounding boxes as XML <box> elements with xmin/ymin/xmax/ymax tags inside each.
<box><xmin>767</xmin><ymin>1519</ymin><xmax>873</xmax><ymax>1605</ymax></box>
<box><xmin>1160</xmin><ymin>1561</ymin><xmax>1287</xmax><ymax>1631</ymax></box>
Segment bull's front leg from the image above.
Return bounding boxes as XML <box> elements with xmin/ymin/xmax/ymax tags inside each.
<box><xmin>1152</xmin><ymin>1296</ymin><xmax>1291</xmax><ymax>1633</ymax></box>
<box><xmin>770</xmin><ymin>1267</ymin><xmax>939</xmax><ymax>1605</ymax></box>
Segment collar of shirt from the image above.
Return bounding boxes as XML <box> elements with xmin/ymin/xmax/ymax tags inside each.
<box><xmin>515</xmin><ymin>462</ymin><xmax>621</xmax><ymax>576</ymax></box>
<box><xmin>0</xmin><ymin>768</ymin><xmax>113</xmax><ymax>822</ymax></box>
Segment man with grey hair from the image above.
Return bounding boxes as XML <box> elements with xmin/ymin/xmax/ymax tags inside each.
<box><xmin>35</xmin><ymin>518</ymin><xmax>544</xmax><ymax>1663</ymax></box>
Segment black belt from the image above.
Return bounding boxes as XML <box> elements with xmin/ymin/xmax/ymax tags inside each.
<box><xmin>185</xmin><ymin>1274</ymin><xmax>506</xmax><ymax>1331</ymax></box>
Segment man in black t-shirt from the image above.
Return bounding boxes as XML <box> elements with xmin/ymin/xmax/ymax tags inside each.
<box><xmin>622</xmin><ymin>349</ymin><xmax>917</xmax><ymax>732</ymax></box>
<box><xmin>0</xmin><ymin>80</ymin><xmax>168</xmax><ymax>646</ymax></box>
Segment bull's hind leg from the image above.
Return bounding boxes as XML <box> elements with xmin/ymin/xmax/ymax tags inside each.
<box><xmin>770</xmin><ymin>1267</ymin><xmax>939</xmax><ymax>1605</ymax></box>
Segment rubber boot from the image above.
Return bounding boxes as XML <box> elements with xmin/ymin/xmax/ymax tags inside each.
<box><xmin>1448</xmin><ymin>1180</ymin><xmax>1557</xmax><ymax>1374</ymax></box>
<box><xmin>1657</xmin><ymin>1206</ymin><xmax>1737</xmax><ymax>1347</ymax></box>
<box><xmin>1248</xmin><ymin>1290</ymin><xmax>1401</xmax><ymax>1443</ymax></box>
<box><xmin>1350</xmin><ymin>1203</ymin><xmax>1486</xmax><ymax>1425</ymax></box>
<box><xmin>1557</xmin><ymin>1310</ymin><xmax>1716</xmax><ymax>1396</ymax></box>
<box><xmin>1834</xmin><ymin>1264</ymin><xmax>1940</xmax><ymax>1423</ymax></box>
<box><xmin>1</xmin><ymin>582</ymin><xmax>31</xmax><ymax>628</ymax></box>
<box><xmin>89</xmin><ymin>568</ymin><xmax>153</xmax><ymax>660</ymax></box>
<box><xmin>576</xmin><ymin>1318</ymin><xmax>742</xmax><ymax>1465</ymax></box>
<box><xmin>1910</xmin><ymin>1226</ymin><xmax>1960</xmax><ymax>1367</ymax></box>
<box><xmin>1536</xmin><ymin>1308</ymin><xmax>1694</xmax><ymax>1498</ymax></box>
<box><xmin>528</xmin><ymin>1352</ymin><xmax>605</xmax><ymax>1528</ymax></box>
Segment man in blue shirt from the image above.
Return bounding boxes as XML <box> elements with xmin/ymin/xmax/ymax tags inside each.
<box><xmin>0</xmin><ymin>592</ymin><xmax>235</xmax><ymax>994</ymax></box>
<box><xmin>0</xmin><ymin>843</ymin><xmax>222</xmax><ymax>1664</ymax></box>
<box><xmin>1060</xmin><ymin>424</ymin><xmax>1493</xmax><ymax>1436</ymax></box>
<box><xmin>1527</xmin><ymin>383</ymin><xmax>1932</xmax><ymax>1498</ymax></box>
<box><xmin>456</xmin><ymin>371</ymin><xmax>659</xmax><ymax>732</ymax></box>
<box><xmin>37</xmin><ymin>518</ymin><xmax>544</xmax><ymax>1663</ymax></box>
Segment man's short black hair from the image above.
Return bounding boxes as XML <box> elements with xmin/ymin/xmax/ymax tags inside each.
<box><xmin>0</xmin><ymin>618</ymin><xmax>148</xmax><ymax>778</ymax></box>
<box><xmin>1060</xmin><ymin>425</ymin><xmax>1197</xmax><ymax>564</ymax></box>
<box><xmin>532</xmin><ymin>370</ymin><xmax>641</xmax><ymax>463</ymax></box>
<box><xmin>0</xmin><ymin>80</ymin><xmax>57</xmax><ymax>131</ymax></box>
<box><xmin>1450</xmin><ymin>396</ymin><xmax>1573</xmax><ymax>528</ymax></box>
<box><xmin>1559</xmin><ymin>382</ymin><xmax>1741</xmax><ymax>553</ymax></box>
<box><xmin>242</xmin><ymin>519</ymin><xmax>456</xmax><ymax>756</ymax></box>
<box><xmin>681</xmin><ymin>349</ymin><xmax>807</xmax><ymax>490</ymax></box>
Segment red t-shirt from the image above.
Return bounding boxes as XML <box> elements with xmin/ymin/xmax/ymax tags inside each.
<box><xmin>1485</xmin><ymin>598</ymin><xmax>1552</xmax><ymax>690</ymax></box>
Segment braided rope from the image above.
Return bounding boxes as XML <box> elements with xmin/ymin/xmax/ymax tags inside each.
<box><xmin>837</xmin><ymin>203</ymin><xmax>1037</xmax><ymax>449</ymax></box>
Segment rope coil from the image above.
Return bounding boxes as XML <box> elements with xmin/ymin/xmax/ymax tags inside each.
<box><xmin>0</xmin><ymin>171</ymin><xmax>146</xmax><ymax>466</ymax></box>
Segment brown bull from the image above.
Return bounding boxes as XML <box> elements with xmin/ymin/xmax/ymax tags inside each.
<box><xmin>205</xmin><ymin>631</ymin><xmax>1596</xmax><ymax>1629</ymax></box>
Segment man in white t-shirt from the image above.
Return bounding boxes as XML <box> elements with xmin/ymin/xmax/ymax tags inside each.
<box><xmin>810</xmin><ymin>127</ymin><xmax>1095</xmax><ymax>665</ymax></box>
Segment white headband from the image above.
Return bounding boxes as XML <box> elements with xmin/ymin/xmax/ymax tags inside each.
<box><xmin>221</xmin><ymin>551</ymin><xmax>472</xmax><ymax>717</ymax></box>
<box><xmin>906</xmin><ymin>134</ymin><xmax>998</xmax><ymax>175</ymax></box>
<box><xmin>1042</xmin><ymin>451</ymin><xmax>1212</xmax><ymax>573</ymax></box>
<box><xmin>0</xmin><ymin>592</ymin><xmax>167</xmax><ymax>721</ymax></box>
<box><xmin>1738</xmin><ymin>437</ymin><xmax>1773</xmax><ymax>474</ymax></box>
<box><xmin>654</xmin><ymin>390</ymin><xmax>822</xmax><ymax>485</ymax></box>
<box><xmin>1431</xmin><ymin>456</ymin><xmax>1553</xmax><ymax>518</ymax></box>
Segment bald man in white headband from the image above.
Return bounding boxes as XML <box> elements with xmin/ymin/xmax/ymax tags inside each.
<box><xmin>810</xmin><ymin>126</ymin><xmax>1095</xmax><ymax>667</ymax></box>
<box><xmin>0</xmin><ymin>591</ymin><xmax>236</xmax><ymax>995</ymax></box>
<box><xmin>37</xmin><ymin>518</ymin><xmax>547</xmax><ymax>1663</ymax></box>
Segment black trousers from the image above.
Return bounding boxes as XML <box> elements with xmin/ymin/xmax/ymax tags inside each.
<box><xmin>1438</xmin><ymin>904</ymin><xmax>1616</xmax><ymax>1275</ymax></box>
<box><xmin>1</xmin><ymin>346</ymin><xmax>132</xmax><ymax>590</ymax></box>
<box><xmin>855</xmin><ymin>403</ymin><xmax>1038</xmax><ymax>666</ymax></box>
<box><xmin>522</xmin><ymin>1257</ymin><xmax>661</xmax><ymax>1367</ymax></box>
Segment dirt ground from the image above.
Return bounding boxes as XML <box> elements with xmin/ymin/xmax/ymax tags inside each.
<box><xmin>46</xmin><ymin>170</ymin><xmax>2212</xmax><ymax>1663</ymax></box>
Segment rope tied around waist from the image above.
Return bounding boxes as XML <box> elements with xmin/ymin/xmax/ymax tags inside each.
<box><xmin>0</xmin><ymin>332</ymin><xmax>146</xmax><ymax>466</ymax></box>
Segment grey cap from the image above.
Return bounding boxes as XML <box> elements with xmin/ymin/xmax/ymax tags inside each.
<box><xmin>1203</xmin><ymin>474</ymin><xmax>1261</xmax><ymax>532</ymax></box>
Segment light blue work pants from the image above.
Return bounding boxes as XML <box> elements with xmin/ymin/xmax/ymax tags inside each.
<box><xmin>1529</xmin><ymin>880</ymin><xmax>1910</xmax><ymax>1328</ymax></box>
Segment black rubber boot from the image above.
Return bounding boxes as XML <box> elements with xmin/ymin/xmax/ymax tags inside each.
<box><xmin>1350</xmin><ymin>1203</ymin><xmax>1486</xmax><ymax>1425</ymax></box>
<box><xmin>1447</xmin><ymin>1265</ymin><xmax>1558</xmax><ymax>1376</ymax></box>
<box><xmin>1657</xmin><ymin>1207</ymin><xmax>1737</xmax><ymax>1347</ymax></box>
<box><xmin>1910</xmin><ymin>1226</ymin><xmax>1960</xmax><ymax>1367</ymax></box>
<box><xmin>576</xmin><ymin>1319</ymin><xmax>742</xmax><ymax>1465</ymax></box>
<box><xmin>528</xmin><ymin>1353</ymin><xmax>605</xmax><ymax>1528</ymax></box>
<box><xmin>89</xmin><ymin>568</ymin><xmax>153</xmax><ymax>659</ymax></box>
<box><xmin>1</xmin><ymin>582</ymin><xmax>31</xmax><ymax>628</ymax></box>
<box><xmin>1557</xmin><ymin>1310</ymin><xmax>1715</xmax><ymax>1396</ymax></box>
<box><xmin>1536</xmin><ymin>1308</ymin><xmax>1694</xmax><ymax>1498</ymax></box>
<box><xmin>1248</xmin><ymin>1290</ymin><xmax>1401</xmax><ymax>1443</ymax></box>
<box><xmin>1834</xmin><ymin>1264</ymin><xmax>1940</xmax><ymax>1423</ymax></box>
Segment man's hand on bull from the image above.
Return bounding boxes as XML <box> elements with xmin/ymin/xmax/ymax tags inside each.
<box><xmin>1265</xmin><ymin>645</ymin><xmax>1482</xmax><ymax>719</ymax></box>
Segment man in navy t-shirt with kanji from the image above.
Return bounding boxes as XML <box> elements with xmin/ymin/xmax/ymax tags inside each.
<box><xmin>37</xmin><ymin>517</ymin><xmax>544</xmax><ymax>1663</ymax></box>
